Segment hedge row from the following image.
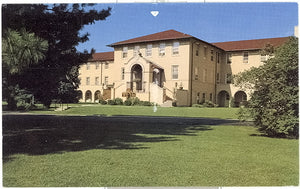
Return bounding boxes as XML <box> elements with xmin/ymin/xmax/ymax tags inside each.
<box><xmin>99</xmin><ymin>97</ymin><xmax>153</xmax><ymax>106</ymax></box>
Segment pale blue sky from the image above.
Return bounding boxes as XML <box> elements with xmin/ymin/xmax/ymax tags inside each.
<box><xmin>77</xmin><ymin>3</ymin><xmax>298</xmax><ymax>53</ymax></box>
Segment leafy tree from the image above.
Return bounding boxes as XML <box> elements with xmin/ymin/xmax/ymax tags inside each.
<box><xmin>235</xmin><ymin>37</ymin><xmax>298</xmax><ymax>138</ymax></box>
<box><xmin>2</xmin><ymin>4</ymin><xmax>111</xmax><ymax>107</ymax></box>
<box><xmin>2</xmin><ymin>28</ymin><xmax>48</xmax><ymax>110</ymax></box>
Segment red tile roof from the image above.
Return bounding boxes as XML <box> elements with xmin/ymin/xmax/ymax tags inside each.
<box><xmin>109</xmin><ymin>30</ymin><xmax>193</xmax><ymax>46</ymax></box>
<box><xmin>212</xmin><ymin>37</ymin><xmax>290</xmax><ymax>51</ymax></box>
<box><xmin>90</xmin><ymin>51</ymin><xmax>114</xmax><ymax>61</ymax></box>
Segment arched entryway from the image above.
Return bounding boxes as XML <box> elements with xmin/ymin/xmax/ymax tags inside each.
<box><xmin>234</xmin><ymin>91</ymin><xmax>247</xmax><ymax>107</ymax></box>
<box><xmin>131</xmin><ymin>64</ymin><xmax>143</xmax><ymax>91</ymax></box>
<box><xmin>85</xmin><ymin>90</ymin><xmax>92</xmax><ymax>102</ymax></box>
<box><xmin>218</xmin><ymin>90</ymin><xmax>230</xmax><ymax>107</ymax></box>
<box><xmin>94</xmin><ymin>90</ymin><xmax>101</xmax><ymax>102</ymax></box>
<box><xmin>77</xmin><ymin>90</ymin><xmax>83</xmax><ymax>101</ymax></box>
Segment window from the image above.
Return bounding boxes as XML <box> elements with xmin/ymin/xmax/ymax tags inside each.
<box><xmin>86</xmin><ymin>77</ymin><xmax>90</xmax><ymax>85</ymax></box>
<box><xmin>95</xmin><ymin>63</ymin><xmax>99</xmax><ymax>69</ymax></box>
<box><xmin>243</xmin><ymin>52</ymin><xmax>248</xmax><ymax>63</ymax></box>
<box><xmin>95</xmin><ymin>77</ymin><xmax>99</xmax><ymax>85</ymax></box>
<box><xmin>204</xmin><ymin>47</ymin><xmax>207</xmax><ymax>58</ymax></box>
<box><xmin>261</xmin><ymin>54</ymin><xmax>267</xmax><ymax>62</ymax></box>
<box><xmin>121</xmin><ymin>67</ymin><xmax>125</xmax><ymax>80</ymax></box>
<box><xmin>211</xmin><ymin>50</ymin><xmax>214</xmax><ymax>61</ymax></box>
<box><xmin>105</xmin><ymin>63</ymin><xmax>109</xmax><ymax>69</ymax></box>
<box><xmin>194</xmin><ymin>67</ymin><xmax>198</xmax><ymax>80</ymax></box>
<box><xmin>146</xmin><ymin>44</ymin><xmax>152</xmax><ymax>56</ymax></box>
<box><xmin>227</xmin><ymin>53</ymin><xmax>232</xmax><ymax>64</ymax></box>
<box><xmin>134</xmin><ymin>45</ymin><xmax>140</xmax><ymax>56</ymax></box>
<box><xmin>159</xmin><ymin>43</ymin><xmax>165</xmax><ymax>56</ymax></box>
<box><xmin>216</xmin><ymin>73</ymin><xmax>220</xmax><ymax>83</ymax></box>
<box><xmin>86</xmin><ymin>63</ymin><xmax>90</xmax><ymax>70</ymax></box>
<box><xmin>202</xmin><ymin>93</ymin><xmax>206</xmax><ymax>101</ymax></box>
<box><xmin>122</xmin><ymin>47</ymin><xmax>128</xmax><ymax>58</ymax></box>
<box><xmin>172</xmin><ymin>42</ymin><xmax>179</xmax><ymax>55</ymax></box>
<box><xmin>203</xmin><ymin>69</ymin><xmax>207</xmax><ymax>82</ymax></box>
<box><xmin>216</xmin><ymin>52</ymin><xmax>220</xmax><ymax>63</ymax></box>
<box><xmin>226</xmin><ymin>73</ymin><xmax>232</xmax><ymax>84</ymax></box>
<box><xmin>196</xmin><ymin>49</ymin><xmax>199</xmax><ymax>56</ymax></box>
<box><xmin>104</xmin><ymin>76</ymin><xmax>108</xmax><ymax>85</ymax></box>
<box><xmin>172</xmin><ymin>65</ymin><xmax>179</xmax><ymax>79</ymax></box>
<box><xmin>210</xmin><ymin>93</ymin><xmax>213</xmax><ymax>101</ymax></box>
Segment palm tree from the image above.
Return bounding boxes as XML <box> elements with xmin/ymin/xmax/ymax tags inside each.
<box><xmin>2</xmin><ymin>28</ymin><xmax>48</xmax><ymax>110</ymax></box>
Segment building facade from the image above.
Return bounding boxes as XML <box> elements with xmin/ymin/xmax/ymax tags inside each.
<box><xmin>78</xmin><ymin>30</ymin><xmax>289</xmax><ymax>106</ymax></box>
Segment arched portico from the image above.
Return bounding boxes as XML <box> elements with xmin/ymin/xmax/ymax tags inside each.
<box><xmin>218</xmin><ymin>90</ymin><xmax>230</xmax><ymax>107</ymax></box>
<box><xmin>131</xmin><ymin>64</ymin><xmax>143</xmax><ymax>92</ymax></box>
<box><xmin>94</xmin><ymin>90</ymin><xmax>101</xmax><ymax>102</ymax></box>
<box><xmin>234</xmin><ymin>91</ymin><xmax>247</xmax><ymax>107</ymax></box>
<box><xmin>77</xmin><ymin>90</ymin><xmax>83</xmax><ymax>101</ymax></box>
<box><xmin>85</xmin><ymin>90</ymin><xmax>92</xmax><ymax>102</ymax></box>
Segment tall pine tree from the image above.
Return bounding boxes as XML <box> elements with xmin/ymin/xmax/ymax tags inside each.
<box><xmin>2</xmin><ymin>4</ymin><xmax>111</xmax><ymax>107</ymax></box>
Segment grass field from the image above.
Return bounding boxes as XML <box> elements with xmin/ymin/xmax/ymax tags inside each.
<box><xmin>3</xmin><ymin>114</ymin><xmax>298</xmax><ymax>187</ymax></box>
<box><xmin>26</xmin><ymin>103</ymin><xmax>241</xmax><ymax>119</ymax></box>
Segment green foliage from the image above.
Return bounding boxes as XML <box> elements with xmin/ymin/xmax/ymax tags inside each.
<box><xmin>141</xmin><ymin>101</ymin><xmax>152</xmax><ymax>106</ymax></box>
<box><xmin>114</xmin><ymin>98</ymin><xmax>123</xmax><ymax>105</ymax></box>
<box><xmin>99</xmin><ymin>100</ymin><xmax>107</xmax><ymax>105</ymax></box>
<box><xmin>124</xmin><ymin>99</ymin><xmax>132</xmax><ymax>106</ymax></box>
<box><xmin>129</xmin><ymin>97</ymin><xmax>141</xmax><ymax>106</ymax></box>
<box><xmin>107</xmin><ymin>100</ymin><xmax>116</xmax><ymax>105</ymax></box>
<box><xmin>2</xmin><ymin>4</ymin><xmax>111</xmax><ymax>107</ymax></box>
<box><xmin>192</xmin><ymin>104</ymin><xmax>204</xmax><ymax>108</ymax></box>
<box><xmin>235</xmin><ymin>37</ymin><xmax>299</xmax><ymax>138</ymax></box>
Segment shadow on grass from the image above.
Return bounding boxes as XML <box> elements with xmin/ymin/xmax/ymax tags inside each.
<box><xmin>3</xmin><ymin>114</ymin><xmax>241</xmax><ymax>160</ymax></box>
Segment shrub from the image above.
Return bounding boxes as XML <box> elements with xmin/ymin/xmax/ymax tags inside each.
<box><xmin>172</xmin><ymin>101</ymin><xmax>177</xmax><ymax>107</ymax></box>
<box><xmin>124</xmin><ymin>99</ymin><xmax>132</xmax><ymax>106</ymax></box>
<box><xmin>141</xmin><ymin>101</ymin><xmax>152</xmax><ymax>106</ymax></box>
<box><xmin>202</xmin><ymin>100</ymin><xmax>217</xmax><ymax>107</ymax></box>
<box><xmin>130</xmin><ymin>97</ymin><xmax>140</xmax><ymax>106</ymax></box>
<box><xmin>99</xmin><ymin>100</ymin><xmax>107</xmax><ymax>105</ymax></box>
<box><xmin>114</xmin><ymin>98</ymin><xmax>123</xmax><ymax>105</ymax></box>
<box><xmin>192</xmin><ymin>104</ymin><xmax>204</xmax><ymax>108</ymax></box>
<box><xmin>107</xmin><ymin>99</ymin><xmax>116</xmax><ymax>105</ymax></box>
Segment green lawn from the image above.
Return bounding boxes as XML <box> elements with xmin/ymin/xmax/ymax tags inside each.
<box><xmin>3</xmin><ymin>114</ymin><xmax>298</xmax><ymax>186</ymax></box>
<box><xmin>28</xmin><ymin>103</ymin><xmax>240</xmax><ymax>119</ymax></box>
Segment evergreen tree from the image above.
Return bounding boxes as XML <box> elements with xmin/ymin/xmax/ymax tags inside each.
<box><xmin>2</xmin><ymin>4</ymin><xmax>111</xmax><ymax>107</ymax></box>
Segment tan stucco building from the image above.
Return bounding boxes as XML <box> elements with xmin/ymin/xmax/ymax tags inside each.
<box><xmin>78</xmin><ymin>30</ymin><xmax>289</xmax><ymax>107</ymax></box>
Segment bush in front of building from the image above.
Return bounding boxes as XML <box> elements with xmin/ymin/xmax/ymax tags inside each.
<box><xmin>192</xmin><ymin>104</ymin><xmax>204</xmax><ymax>108</ymax></box>
<box><xmin>140</xmin><ymin>101</ymin><xmax>153</xmax><ymax>106</ymax></box>
<box><xmin>130</xmin><ymin>97</ymin><xmax>141</xmax><ymax>106</ymax></box>
<box><xmin>114</xmin><ymin>98</ymin><xmax>123</xmax><ymax>105</ymax></box>
<box><xmin>107</xmin><ymin>99</ymin><xmax>116</xmax><ymax>105</ymax></box>
<box><xmin>192</xmin><ymin>100</ymin><xmax>217</xmax><ymax>108</ymax></box>
<box><xmin>99</xmin><ymin>100</ymin><xmax>107</xmax><ymax>105</ymax></box>
<box><xmin>124</xmin><ymin>99</ymin><xmax>132</xmax><ymax>106</ymax></box>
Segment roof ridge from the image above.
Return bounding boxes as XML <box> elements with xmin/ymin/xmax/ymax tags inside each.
<box><xmin>212</xmin><ymin>36</ymin><xmax>290</xmax><ymax>44</ymax></box>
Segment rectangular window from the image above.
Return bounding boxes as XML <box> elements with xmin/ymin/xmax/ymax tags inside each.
<box><xmin>261</xmin><ymin>54</ymin><xmax>267</xmax><ymax>62</ymax></box>
<box><xmin>216</xmin><ymin>52</ymin><xmax>220</xmax><ymax>63</ymax></box>
<box><xmin>194</xmin><ymin>67</ymin><xmax>198</xmax><ymax>80</ymax></box>
<box><xmin>86</xmin><ymin>77</ymin><xmax>90</xmax><ymax>85</ymax></box>
<box><xmin>159</xmin><ymin>43</ymin><xmax>165</xmax><ymax>56</ymax></box>
<box><xmin>95</xmin><ymin>77</ymin><xmax>99</xmax><ymax>85</ymax></box>
<box><xmin>202</xmin><ymin>93</ymin><xmax>206</xmax><ymax>101</ymax></box>
<box><xmin>134</xmin><ymin>45</ymin><xmax>140</xmax><ymax>56</ymax></box>
<box><xmin>105</xmin><ymin>63</ymin><xmax>109</xmax><ymax>69</ymax></box>
<box><xmin>95</xmin><ymin>63</ymin><xmax>99</xmax><ymax>69</ymax></box>
<box><xmin>122</xmin><ymin>47</ymin><xmax>128</xmax><ymax>58</ymax></box>
<box><xmin>243</xmin><ymin>52</ymin><xmax>248</xmax><ymax>63</ymax></box>
<box><xmin>227</xmin><ymin>53</ymin><xmax>232</xmax><ymax>64</ymax></box>
<box><xmin>146</xmin><ymin>44</ymin><xmax>152</xmax><ymax>56</ymax></box>
<box><xmin>204</xmin><ymin>47</ymin><xmax>207</xmax><ymax>59</ymax></box>
<box><xmin>104</xmin><ymin>76</ymin><xmax>108</xmax><ymax>85</ymax></box>
<box><xmin>172</xmin><ymin>65</ymin><xmax>179</xmax><ymax>80</ymax></box>
<box><xmin>121</xmin><ymin>67</ymin><xmax>125</xmax><ymax>80</ymax></box>
<box><xmin>209</xmin><ymin>93</ymin><xmax>213</xmax><ymax>101</ymax></box>
<box><xmin>226</xmin><ymin>73</ymin><xmax>232</xmax><ymax>84</ymax></box>
<box><xmin>203</xmin><ymin>69</ymin><xmax>207</xmax><ymax>82</ymax></box>
<box><xmin>196</xmin><ymin>49</ymin><xmax>199</xmax><ymax>56</ymax></box>
<box><xmin>86</xmin><ymin>63</ymin><xmax>90</xmax><ymax>70</ymax></box>
<box><xmin>211</xmin><ymin>50</ymin><xmax>214</xmax><ymax>61</ymax></box>
<box><xmin>172</xmin><ymin>42</ymin><xmax>179</xmax><ymax>55</ymax></box>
